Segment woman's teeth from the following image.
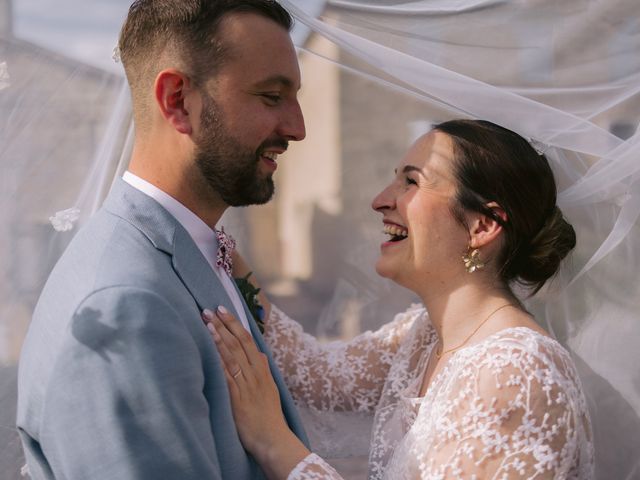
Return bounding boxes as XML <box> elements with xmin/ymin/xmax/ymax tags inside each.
<box><xmin>383</xmin><ymin>224</ymin><xmax>408</xmax><ymax>241</ymax></box>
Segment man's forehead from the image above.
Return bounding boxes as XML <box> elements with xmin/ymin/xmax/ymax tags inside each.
<box><xmin>252</xmin><ymin>74</ymin><xmax>299</xmax><ymax>90</ymax></box>
<box><xmin>217</xmin><ymin>11</ymin><xmax>293</xmax><ymax>50</ymax></box>
<box><xmin>215</xmin><ymin>14</ymin><xmax>301</xmax><ymax>89</ymax></box>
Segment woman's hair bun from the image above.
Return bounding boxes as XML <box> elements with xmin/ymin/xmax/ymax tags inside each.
<box><xmin>515</xmin><ymin>206</ymin><xmax>576</xmax><ymax>292</ymax></box>
<box><xmin>432</xmin><ymin>119</ymin><xmax>577</xmax><ymax>295</ymax></box>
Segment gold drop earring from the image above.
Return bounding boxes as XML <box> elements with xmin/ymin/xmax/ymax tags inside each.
<box><xmin>463</xmin><ymin>246</ymin><xmax>484</xmax><ymax>273</ymax></box>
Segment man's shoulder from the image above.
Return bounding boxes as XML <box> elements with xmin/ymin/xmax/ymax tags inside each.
<box><xmin>31</xmin><ymin>208</ymin><xmax>184</xmax><ymax>340</ymax></box>
<box><xmin>59</xmin><ymin>207</ymin><xmax>173</xmax><ymax>281</ymax></box>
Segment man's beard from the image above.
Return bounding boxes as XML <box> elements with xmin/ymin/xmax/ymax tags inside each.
<box><xmin>194</xmin><ymin>93</ymin><xmax>287</xmax><ymax>207</ymax></box>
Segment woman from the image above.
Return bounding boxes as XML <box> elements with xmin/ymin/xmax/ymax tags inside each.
<box><xmin>204</xmin><ymin>119</ymin><xmax>594</xmax><ymax>479</ymax></box>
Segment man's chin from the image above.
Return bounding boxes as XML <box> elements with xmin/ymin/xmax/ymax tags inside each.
<box><xmin>249</xmin><ymin>179</ymin><xmax>275</xmax><ymax>205</ymax></box>
<box><xmin>225</xmin><ymin>186</ymin><xmax>274</xmax><ymax>207</ymax></box>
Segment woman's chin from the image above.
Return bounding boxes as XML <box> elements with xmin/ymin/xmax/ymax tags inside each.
<box><xmin>375</xmin><ymin>258</ymin><xmax>399</xmax><ymax>282</ymax></box>
<box><xmin>376</xmin><ymin>258</ymin><xmax>418</xmax><ymax>293</ymax></box>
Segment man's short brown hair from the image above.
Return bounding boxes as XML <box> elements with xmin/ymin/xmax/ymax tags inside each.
<box><xmin>118</xmin><ymin>0</ymin><xmax>292</xmax><ymax>128</ymax></box>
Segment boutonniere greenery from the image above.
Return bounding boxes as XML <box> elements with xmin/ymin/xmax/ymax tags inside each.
<box><xmin>234</xmin><ymin>272</ymin><xmax>265</xmax><ymax>334</ymax></box>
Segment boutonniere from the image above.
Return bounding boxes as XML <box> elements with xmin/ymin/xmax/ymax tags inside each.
<box><xmin>234</xmin><ymin>272</ymin><xmax>265</xmax><ymax>334</ymax></box>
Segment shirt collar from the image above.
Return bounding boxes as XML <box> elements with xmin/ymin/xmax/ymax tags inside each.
<box><xmin>122</xmin><ymin>171</ymin><xmax>219</xmax><ymax>264</ymax></box>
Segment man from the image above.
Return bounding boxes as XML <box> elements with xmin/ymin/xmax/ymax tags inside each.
<box><xmin>17</xmin><ymin>1</ymin><xmax>307</xmax><ymax>478</ymax></box>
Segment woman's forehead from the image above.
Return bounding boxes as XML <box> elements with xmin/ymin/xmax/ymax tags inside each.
<box><xmin>399</xmin><ymin>131</ymin><xmax>456</xmax><ymax>177</ymax></box>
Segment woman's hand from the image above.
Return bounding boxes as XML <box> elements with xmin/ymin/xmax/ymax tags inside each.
<box><xmin>202</xmin><ymin>306</ymin><xmax>282</xmax><ymax>453</ymax></box>
<box><xmin>202</xmin><ymin>306</ymin><xmax>310</xmax><ymax>479</ymax></box>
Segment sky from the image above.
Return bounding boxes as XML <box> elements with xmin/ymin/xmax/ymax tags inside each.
<box><xmin>13</xmin><ymin>0</ymin><xmax>133</xmax><ymax>74</ymax></box>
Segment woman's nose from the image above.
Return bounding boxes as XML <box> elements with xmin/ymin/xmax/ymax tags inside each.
<box><xmin>371</xmin><ymin>184</ymin><xmax>396</xmax><ymax>212</ymax></box>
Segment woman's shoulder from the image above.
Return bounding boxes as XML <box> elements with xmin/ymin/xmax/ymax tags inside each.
<box><xmin>474</xmin><ymin>325</ymin><xmax>568</xmax><ymax>357</ymax></box>
<box><xmin>462</xmin><ymin>326</ymin><xmax>569</xmax><ymax>361</ymax></box>
<box><xmin>430</xmin><ymin>327</ymin><xmax>594</xmax><ymax>480</ymax></box>
<box><xmin>457</xmin><ymin>326</ymin><xmax>584</xmax><ymax>391</ymax></box>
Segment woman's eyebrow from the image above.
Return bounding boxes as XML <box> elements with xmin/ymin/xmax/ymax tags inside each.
<box><xmin>394</xmin><ymin>165</ymin><xmax>426</xmax><ymax>176</ymax></box>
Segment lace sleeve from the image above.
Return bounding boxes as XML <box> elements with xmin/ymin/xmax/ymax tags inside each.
<box><xmin>287</xmin><ymin>454</ymin><xmax>343</xmax><ymax>480</ymax></box>
<box><xmin>263</xmin><ymin>304</ymin><xmax>422</xmax><ymax>413</ymax></box>
<box><xmin>400</xmin><ymin>331</ymin><xmax>594</xmax><ymax>479</ymax></box>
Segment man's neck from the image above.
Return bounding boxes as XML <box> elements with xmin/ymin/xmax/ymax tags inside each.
<box><xmin>127</xmin><ymin>166</ymin><xmax>227</xmax><ymax>230</ymax></box>
<box><xmin>128</xmin><ymin>138</ymin><xmax>228</xmax><ymax>230</ymax></box>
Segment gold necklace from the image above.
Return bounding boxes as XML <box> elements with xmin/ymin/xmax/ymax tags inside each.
<box><xmin>435</xmin><ymin>304</ymin><xmax>514</xmax><ymax>359</ymax></box>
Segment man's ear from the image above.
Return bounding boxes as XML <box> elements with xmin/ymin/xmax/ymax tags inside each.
<box><xmin>154</xmin><ymin>69</ymin><xmax>194</xmax><ymax>135</ymax></box>
<box><xmin>468</xmin><ymin>202</ymin><xmax>507</xmax><ymax>249</ymax></box>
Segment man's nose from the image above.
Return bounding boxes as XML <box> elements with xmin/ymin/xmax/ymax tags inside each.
<box><xmin>280</xmin><ymin>100</ymin><xmax>306</xmax><ymax>141</ymax></box>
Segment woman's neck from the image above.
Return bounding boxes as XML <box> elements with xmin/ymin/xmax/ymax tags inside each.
<box><xmin>416</xmin><ymin>277</ymin><xmax>517</xmax><ymax>352</ymax></box>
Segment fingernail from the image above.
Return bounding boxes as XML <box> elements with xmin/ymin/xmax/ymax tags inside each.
<box><xmin>217</xmin><ymin>305</ymin><xmax>228</xmax><ymax>315</ymax></box>
<box><xmin>202</xmin><ymin>309</ymin><xmax>214</xmax><ymax>321</ymax></box>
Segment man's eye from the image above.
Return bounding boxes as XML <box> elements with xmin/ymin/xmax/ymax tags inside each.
<box><xmin>261</xmin><ymin>94</ymin><xmax>282</xmax><ymax>104</ymax></box>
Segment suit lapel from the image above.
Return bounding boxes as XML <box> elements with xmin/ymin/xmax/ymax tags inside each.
<box><xmin>173</xmin><ymin>233</ymin><xmax>310</xmax><ymax>447</ymax></box>
<box><xmin>171</xmin><ymin>226</ymin><xmax>241</xmax><ymax>317</ymax></box>
<box><xmin>243</xmin><ymin>300</ymin><xmax>311</xmax><ymax>448</ymax></box>
<box><xmin>105</xmin><ymin>179</ymin><xmax>244</xmax><ymax>321</ymax></box>
<box><xmin>105</xmin><ymin>179</ymin><xmax>309</xmax><ymax>448</ymax></box>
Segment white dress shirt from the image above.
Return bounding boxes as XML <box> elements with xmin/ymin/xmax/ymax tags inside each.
<box><xmin>122</xmin><ymin>171</ymin><xmax>251</xmax><ymax>331</ymax></box>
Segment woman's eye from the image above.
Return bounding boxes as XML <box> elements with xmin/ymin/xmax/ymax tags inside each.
<box><xmin>405</xmin><ymin>176</ymin><xmax>417</xmax><ymax>186</ymax></box>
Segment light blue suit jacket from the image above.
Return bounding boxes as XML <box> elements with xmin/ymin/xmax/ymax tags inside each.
<box><xmin>17</xmin><ymin>179</ymin><xmax>308</xmax><ymax>479</ymax></box>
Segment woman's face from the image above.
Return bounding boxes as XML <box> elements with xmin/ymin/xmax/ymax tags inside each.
<box><xmin>371</xmin><ymin>130</ymin><xmax>469</xmax><ymax>290</ymax></box>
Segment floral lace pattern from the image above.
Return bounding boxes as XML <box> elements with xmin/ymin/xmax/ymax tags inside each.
<box><xmin>287</xmin><ymin>454</ymin><xmax>341</xmax><ymax>479</ymax></box>
<box><xmin>49</xmin><ymin>207</ymin><xmax>80</xmax><ymax>232</ymax></box>
<box><xmin>265</xmin><ymin>304</ymin><xmax>419</xmax><ymax>413</ymax></box>
<box><xmin>266</xmin><ymin>305</ymin><xmax>594</xmax><ymax>480</ymax></box>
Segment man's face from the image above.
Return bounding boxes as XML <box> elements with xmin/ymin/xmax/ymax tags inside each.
<box><xmin>192</xmin><ymin>12</ymin><xmax>305</xmax><ymax>207</ymax></box>
<box><xmin>194</xmin><ymin>91</ymin><xmax>287</xmax><ymax>206</ymax></box>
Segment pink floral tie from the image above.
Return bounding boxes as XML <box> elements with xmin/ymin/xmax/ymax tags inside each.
<box><xmin>214</xmin><ymin>227</ymin><xmax>235</xmax><ymax>276</ymax></box>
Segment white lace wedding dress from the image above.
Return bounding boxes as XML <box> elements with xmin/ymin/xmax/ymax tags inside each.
<box><xmin>264</xmin><ymin>304</ymin><xmax>594</xmax><ymax>479</ymax></box>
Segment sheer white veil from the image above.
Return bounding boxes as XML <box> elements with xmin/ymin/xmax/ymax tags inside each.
<box><xmin>1</xmin><ymin>0</ymin><xmax>639</xmax><ymax>478</ymax></box>
<box><xmin>280</xmin><ymin>3</ymin><xmax>640</xmax><ymax>478</ymax></box>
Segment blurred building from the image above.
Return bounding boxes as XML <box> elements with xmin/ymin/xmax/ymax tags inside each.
<box><xmin>0</xmin><ymin>0</ymin><xmax>121</xmax><ymax>364</ymax></box>
<box><xmin>229</xmin><ymin>2</ymin><xmax>640</xmax><ymax>337</ymax></box>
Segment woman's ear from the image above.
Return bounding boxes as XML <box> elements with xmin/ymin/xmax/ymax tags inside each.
<box><xmin>468</xmin><ymin>202</ymin><xmax>507</xmax><ymax>249</ymax></box>
<box><xmin>154</xmin><ymin>69</ymin><xmax>194</xmax><ymax>135</ymax></box>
